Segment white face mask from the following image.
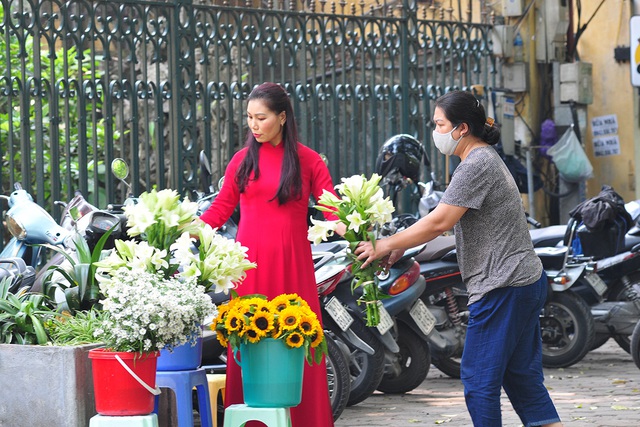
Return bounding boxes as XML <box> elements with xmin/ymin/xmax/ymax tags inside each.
<box><xmin>432</xmin><ymin>125</ymin><xmax>463</xmax><ymax>156</ymax></box>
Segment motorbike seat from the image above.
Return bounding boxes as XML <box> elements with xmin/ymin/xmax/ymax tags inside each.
<box><xmin>529</xmin><ymin>225</ymin><xmax>566</xmax><ymax>248</ymax></box>
<box><xmin>625</xmin><ymin>234</ymin><xmax>640</xmax><ymax>251</ymax></box>
<box><xmin>414</xmin><ymin>235</ymin><xmax>456</xmax><ymax>262</ymax></box>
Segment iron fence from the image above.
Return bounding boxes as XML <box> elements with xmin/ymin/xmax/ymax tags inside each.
<box><xmin>0</xmin><ymin>0</ymin><xmax>495</xmax><ymax>219</ymax></box>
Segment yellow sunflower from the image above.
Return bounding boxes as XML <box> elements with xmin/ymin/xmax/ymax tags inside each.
<box><xmin>278</xmin><ymin>306</ymin><xmax>301</xmax><ymax>331</ymax></box>
<box><xmin>241</xmin><ymin>327</ymin><xmax>261</xmax><ymax>344</ymax></box>
<box><xmin>310</xmin><ymin>328</ymin><xmax>324</xmax><ymax>348</ymax></box>
<box><xmin>213</xmin><ymin>303</ymin><xmax>232</xmax><ymax>330</ymax></box>
<box><xmin>298</xmin><ymin>313</ymin><xmax>316</xmax><ymax>337</ymax></box>
<box><xmin>236</xmin><ymin>298</ymin><xmax>258</xmax><ymax>317</ymax></box>
<box><xmin>250</xmin><ymin>310</ymin><xmax>275</xmax><ymax>336</ymax></box>
<box><xmin>285</xmin><ymin>331</ymin><xmax>305</xmax><ymax>348</ymax></box>
<box><xmin>270</xmin><ymin>293</ymin><xmax>297</xmax><ymax>312</ymax></box>
<box><xmin>215</xmin><ymin>331</ymin><xmax>229</xmax><ymax>347</ymax></box>
<box><xmin>224</xmin><ymin>310</ymin><xmax>244</xmax><ymax>332</ymax></box>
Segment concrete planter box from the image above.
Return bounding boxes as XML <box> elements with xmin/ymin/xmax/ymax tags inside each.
<box><xmin>0</xmin><ymin>343</ymin><xmax>100</xmax><ymax>427</ymax></box>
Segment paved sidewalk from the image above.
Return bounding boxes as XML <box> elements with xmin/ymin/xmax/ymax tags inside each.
<box><xmin>335</xmin><ymin>341</ymin><xmax>640</xmax><ymax>426</ymax></box>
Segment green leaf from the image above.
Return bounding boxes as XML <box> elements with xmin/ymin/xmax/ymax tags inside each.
<box><xmin>73</xmin><ymin>234</ymin><xmax>93</xmax><ymax>265</ymax></box>
<box><xmin>30</xmin><ymin>314</ymin><xmax>49</xmax><ymax>344</ymax></box>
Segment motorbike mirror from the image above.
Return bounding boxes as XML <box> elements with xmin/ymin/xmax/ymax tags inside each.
<box><xmin>111</xmin><ymin>158</ymin><xmax>129</xmax><ymax>181</ymax></box>
<box><xmin>199</xmin><ymin>150</ymin><xmax>213</xmax><ymax>193</ymax></box>
<box><xmin>217</xmin><ymin>176</ymin><xmax>225</xmax><ymax>192</ymax></box>
<box><xmin>111</xmin><ymin>158</ymin><xmax>133</xmax><ymax>195</ymax></box>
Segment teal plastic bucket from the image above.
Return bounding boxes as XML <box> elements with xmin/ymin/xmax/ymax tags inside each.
<box><xmin>236</xmin><ymin>338</ymin><xmax>304</xmax><ymax>407</ymax></box>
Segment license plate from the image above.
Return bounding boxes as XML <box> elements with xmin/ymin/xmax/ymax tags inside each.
<box><xmin>584</xmin><ymin>272</ymin><xmax>608</xmax><ymax>296</ymax></box>
<box><xmin>325</xmin><ymin>297</ymin><xmax>354</xmax><ymax>331</ymax></box>
<box><xmin>376</xmin><ymin>302</ymin><xmax>394</xmax><ymax>335</ymax></box>
<box><xmin>409</xmin><ymin>299</ymin><xmax>436</xmax><ymax>336</ymax></box>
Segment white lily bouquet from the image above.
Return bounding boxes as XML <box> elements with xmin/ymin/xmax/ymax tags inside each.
<box><xmin>94</xmin><ymin>188</ymin><xmax>256</xmax><ymax>349</ymax></box>
<box><xmin>95</xmin><ymin>189</ymin><xmax>256</xmax><ymax>294</ymax></box>
<box><xmin>307</xmin><ymin>174</ymin><xmax>394</xmax><ymax>326</ymax></box>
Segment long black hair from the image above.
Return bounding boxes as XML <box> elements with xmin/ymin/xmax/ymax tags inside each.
<box><xmin>434</xmin><ymin>90</ymin><xmax>501</xmax><ymax>145</ymax></box>
<box><xmin>235</xmin><ymin>82</ymin><xmax>302</xmax><ymax>204</ymax></box>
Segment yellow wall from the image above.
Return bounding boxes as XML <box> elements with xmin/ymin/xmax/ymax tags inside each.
<box><xmin>573</xmin><ymin>0</ymin><xmax>636</xmax><ymax>200</ymax></box>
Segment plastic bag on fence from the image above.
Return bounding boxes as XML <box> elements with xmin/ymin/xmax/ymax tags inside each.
<box><xmin>546</xmin><ymin>127</ymin><xmax>593</xmax><ymax>183</ymax></box>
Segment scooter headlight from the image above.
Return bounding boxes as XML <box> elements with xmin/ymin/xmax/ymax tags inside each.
<box><xmin>5</xmin><ymin>214</ymin><xmax>26</xmax><ymax>240</ymax></box>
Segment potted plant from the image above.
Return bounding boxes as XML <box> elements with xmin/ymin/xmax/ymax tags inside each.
<box><xmin>87</xmin><ymin>266</ymin><xmax>216</xmax><ymax>416</ymax></box>
<box><xmin>0</xmin><ymin>278</ymin><xmax>99</xmax><ymax>426</ymax></box>
<box><xmin>211</xmin><ymin>293</ymin><xmax>327</xmax><ymax>407</ymax></box>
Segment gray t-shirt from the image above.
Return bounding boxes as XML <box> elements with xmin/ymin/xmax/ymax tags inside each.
<box><xmin>440</xmin><ymin>146</ymin><xmax>542</xmax><ymax>305</ymax></box>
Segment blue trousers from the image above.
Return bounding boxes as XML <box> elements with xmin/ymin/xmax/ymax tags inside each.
<box><xmin>461</xmin><ymin>272</ymin><xmax>561</xmax><ymax>427</ymax></box>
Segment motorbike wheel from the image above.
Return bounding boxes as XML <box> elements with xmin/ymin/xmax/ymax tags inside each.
<box><xmin>325</xmin><ymin>334</ymin><xmax>351</xmax><ymax>421</ymax></box>
<box><xmin>540</xmin><ymin>290</ymin><xmax>595</xmax><ymax>368</ymax></box>
<box><xmin>343</xmin><ymin>318</ymin><xmax>386</xmax><ymax>406</ymax></box>
<box><xmin>377</xmin><ymin>323</ymin><xmax>431</xmax><ymax>394</ymax></box>
<box><xmin>607</xmin><ymin>275</ymin><xmax>640</xmax><ymax>354</ymax></box>
<box><xmin>630</xmin><ymin>320</ymin><xmax>640</xmax><ymax>370</ymax></box>
<box><xmin>590</xmin><ymin>334</ymin><xmax>610</xmax><ymax>351</ymax></box>
<box><xmin>432</xmin><ymin>351</ymin><xmax>461</xmax><ymax>379</ymax></box>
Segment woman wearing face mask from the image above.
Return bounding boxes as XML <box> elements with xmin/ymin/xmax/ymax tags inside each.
<box><xmin>355</xmin><ymin>90</ymin><xmax>562</xmax><ymax>427</ymax></box>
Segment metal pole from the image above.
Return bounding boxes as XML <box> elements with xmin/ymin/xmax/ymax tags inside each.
<box><xmin>526</xmin><ymin>147</ymin><xmax>535</xmax><ymax>223</ymax></box>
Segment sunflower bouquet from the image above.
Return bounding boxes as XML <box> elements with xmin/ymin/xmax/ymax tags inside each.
<box><xmin>212</xmin><ymin>293</ymin><xmax>327</xmax><ymax>365</ymax></box>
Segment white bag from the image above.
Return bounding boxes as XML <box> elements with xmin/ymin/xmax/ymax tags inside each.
<box><xmin>547</xmin><ymin>127</ymin><xmax>593</xmax><ymax>183</ymax></box>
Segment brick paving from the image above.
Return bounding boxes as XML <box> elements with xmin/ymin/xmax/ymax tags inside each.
<box><xmin>335</xmin><ymin>341</ymin><xmax>640</xmax><ymax>426</ymax></box>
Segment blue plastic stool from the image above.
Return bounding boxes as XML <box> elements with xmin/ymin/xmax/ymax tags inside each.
<box><xmin>154</xmin><ymin>367</ymin><xmax>213</xmax><ymax>427</ymax></box>
<box><xmin>89</xmin><ymin>414</ymin><xmax>159</xmax><ymax>426</ymax></box>
<box><xmin>223</xmin><ymin>404</ymin><xmax>292</xmax><ymax>427</ymax></box>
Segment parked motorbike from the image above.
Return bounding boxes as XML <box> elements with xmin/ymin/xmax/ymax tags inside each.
<box><xmin>315</xmin><ymin>239</ymin><xmax>432</xmax><ymax>401</ymax></box>
<box><xmin>0</xmin><ymin>257</ymin><xmax>36</xmax><ymax>294</ymax></box>
<box><xmin>0</xmin><ymin>183</ymin><xmax>70</xmax><ymax>269</ymax></box>
<box><xmin>30</xmin><ymin>162</ymin><xmax>130</xmax><ymax>299</ymax></box>
<box><xmin>533</xmin><ymin>213</ymin><xmax>640</xmax><ymax>368</ymax></box>
<box><xmin>630</xmin><ymin>316</ymin><xmax>640</xmax><ymax>370</ymax></box>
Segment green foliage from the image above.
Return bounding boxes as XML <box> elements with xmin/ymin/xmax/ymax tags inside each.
<box><xmin>45</xmin><ymin>309</ymin><xmax>106</xmax><ymax>346</ymax></box>
<box><xmin>0</xmin><ymin>277</ymin><xmax>56</xmax><ymax>344</ymax></box>
<box><xmin>40</xmin><ymin>226</ymin><xmax>115</xmax><ymax>314</ymax></box>
<box><xmin>0</xmin><ymin>6</ymin><xmax>110</xmax><ymax>201</ymax></box>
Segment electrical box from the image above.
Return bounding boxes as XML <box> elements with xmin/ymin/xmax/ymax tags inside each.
<box><xmin>494</xmin><ymin>92</ymin><xmax>516</xmax><ymax>155</ymax></box>
<box><xmin>560</xmin><ymin>62</ymin><xmax>593</xmax><ymax>104</ymax></box>
<box><xmin>502</xmin><ymin>0</ymin><xmax>523</xmax><ymax>17</ymax></box>
<box><xmin>491</xmin><ymin>25</ymin><xmax>515</xmax><ymax>58</ymax></box>
<box><xmin>502</xmin><ymin>62</ymin><xmax>528</xmax><ymax>92</ymax></box>
<box><xmin>535</xmin><ymin>0</ymin><xmax>569</xmax><ymax>62</ymax></box>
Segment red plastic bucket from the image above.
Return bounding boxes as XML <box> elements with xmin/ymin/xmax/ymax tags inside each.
<box><xmin>88</xmin><ymin>348</ymin><xmax>160</xmax><ymax>416</ymax></box>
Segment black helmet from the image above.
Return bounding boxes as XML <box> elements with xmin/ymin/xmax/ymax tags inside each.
<box><xmin>375</xmin><ymin>134</ymin><xmax>428</xmax><ymax>183</ymax></box>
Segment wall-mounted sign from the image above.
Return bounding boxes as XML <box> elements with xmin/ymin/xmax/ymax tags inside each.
<box><xmin>591</xmin><ymin>114</ymin><xmax>620</xmax><ymax>157</ymax></box>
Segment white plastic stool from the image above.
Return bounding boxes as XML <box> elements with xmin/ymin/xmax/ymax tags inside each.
<box><xmin>223</xmin><ymin>404</ymin><xmax>292</xmax><ymax>427</ymax></box>
<box><xmin>89</xmin><ymin>413</ymin><xmax>159</xmax><ymax>427</ymax></box>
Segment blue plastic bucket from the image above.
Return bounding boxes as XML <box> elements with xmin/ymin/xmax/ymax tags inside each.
<box><xmin>157</xmin><ymin>336</ymin><xmax>203</xmax><ymax>371</ymax></box>
<box><xmin>236</xmin><ymin>338</ymin><xmax>304</xmax><ymax>407</ymax></box>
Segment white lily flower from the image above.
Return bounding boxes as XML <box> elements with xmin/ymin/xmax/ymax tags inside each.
<box><xmin>307</xmin><ymin>217</ymin><xmax>338</xmax><ymax>245</ymax></box>
<box><xmin>345</xmin><ymin>211</ymin><xmax>366</xmax><ymax>233</ymax></box>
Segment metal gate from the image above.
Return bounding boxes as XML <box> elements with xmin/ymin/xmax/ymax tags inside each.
<box><xmin>0</xmin><ymin>0</ymin><xmax>494</xmax><ymax>215</ymax></box>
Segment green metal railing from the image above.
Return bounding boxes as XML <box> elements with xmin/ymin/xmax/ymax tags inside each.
<box><xmin>0</xmin><ymin>0</ymin><xmax>494</xmax><ymax>218</ymax></box>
